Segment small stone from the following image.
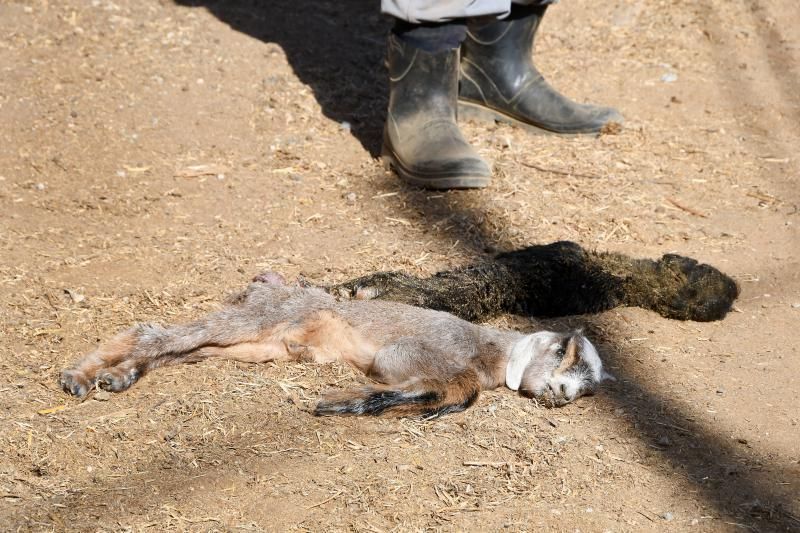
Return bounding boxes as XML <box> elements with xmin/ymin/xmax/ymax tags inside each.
<box><xmin>661</xmin><ymin>72</ymin><xmax>678</xmax><ymax>83</ymax></box>
<box><xmin>94</xmin><ymin>391</ymin><xmax>111</xmax><ymax>401</ymax></box>
<box><xmin>661</xmin><ymin>512</ymin><xmax>674</xmax><ymax>521</ymax></box>
<box><xmin>691</xmin><ymin>518</ymin><xmax>699</xmax><ymax>526</ymax></box>
<box><xmin>716</xmin><ymin>388</ymin><xmax>725</xmax><ymax>395</ymax></box>
<box><xmin>64</xmin><ymin>289</ymin><xmax>86</xmax><ymax>304</ymax></box>
<box><xmin>339</xmin><ymin>121</ymin><xmax>351</xmax><ymax>132</ymax></box>
<box><xmin>657</xmin><ymin>435</ymin><xmax>671</xmax><ymax>447</ymax></box>
<box><xmin>600</xmin><ymin>121</ymin><xmax>623</xmax><ymax>135</ymax></box>
<box><xmin>34</xmin><ymin>182</ymin><xmax>46</xmax><ymax>191</ymax></box>
<box><xmin>791</xmin><ymin>303</ymin><xmax>800</xmax><ymax>309</ymax></box>
<box><xmin>343</xmin><ymin>192</ymin><xmax>357</xmax><ymax>204</ymax></box>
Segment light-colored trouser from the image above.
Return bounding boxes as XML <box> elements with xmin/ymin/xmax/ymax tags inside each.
<box><xmin>381</xmin><ymin>0</ymin><xmax>557</xmax><ymax>24</ymax></box>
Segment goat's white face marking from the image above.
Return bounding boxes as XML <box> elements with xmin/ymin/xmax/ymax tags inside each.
<box><xmin>506</xmin><ymin>331</ymin><xmax>611</xmax><ymax>407</ymax></box>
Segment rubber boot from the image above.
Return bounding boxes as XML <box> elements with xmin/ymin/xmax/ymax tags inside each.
<box><xmin>459</xmin><ymin>5</ymin><xmax>623</xmax><ymax>134</ymax></box>
<box><xmin>382</xmin><ymin>34</ymin><xmax>492</xmax><ymax>189</ymax></box>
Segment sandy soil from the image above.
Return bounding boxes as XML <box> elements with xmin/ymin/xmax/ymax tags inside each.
<box><xmin>1</xmin><ymin>0</ymin><xmax>798</xmax><ymax>530</ymax></box>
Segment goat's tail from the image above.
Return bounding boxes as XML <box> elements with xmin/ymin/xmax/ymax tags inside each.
<box><xmin>313</xmin><ymin>369</ymin><xmax>481</xmax><ymax>418</ymax></box>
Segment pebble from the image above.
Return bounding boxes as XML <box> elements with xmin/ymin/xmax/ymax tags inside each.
<box><xmin>661</xmin><ymin>512</ymin><xmax>674</xmax><ymax>521</ymax></box>
<box><xmin>661</xmin><ymin>72</ymin><xmax>678</xmax><ymax>83</ymax></box>
<box><xmin>339</xmin><ymin>121</ymin><xmax>351</xmax><ymax>132</ymax></box>
<box><xmin>64</xmin><ymin>289</ymin><xmax>85</xmax><ymax>304</ymax></box>
<box><xmin>94</xmin><ymin>391</ymin><xmax>111</xmax><ymax>401</ymax></box>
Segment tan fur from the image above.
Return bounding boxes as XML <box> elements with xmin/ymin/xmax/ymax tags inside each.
<box><xmin>281</xmin><ymin>310</ymin><xmax>379</xmax><ymax>371</ymax></box>
<box><xmin>555</xmin><ymin>337</ymin><xmax>580</xmax><ymax>375</ymax></box>
<box><xmin>194</xmin><ymin>341</ymin><xmax>287</xmax><ymax>363</ymax></box>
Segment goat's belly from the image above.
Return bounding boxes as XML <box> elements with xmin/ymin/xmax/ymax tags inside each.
<box><xmin>272</xmin><ymin>309</ymin><xmax>381</xmax><ymax>372</ymax></box>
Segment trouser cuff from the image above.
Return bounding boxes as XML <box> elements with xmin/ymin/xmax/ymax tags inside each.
<box><xmin>392</xmin><ymin>19</ymin><xmax>468</xmax><ymax>53</ymax></box>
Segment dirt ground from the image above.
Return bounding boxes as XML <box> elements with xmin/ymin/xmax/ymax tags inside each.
<box><xmin>1</xmin><ymin>0</ymin><xmax>798</xmax><ymax>531</ymax></box>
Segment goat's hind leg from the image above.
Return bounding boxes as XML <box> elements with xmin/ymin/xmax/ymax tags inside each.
<box><xmin>60</xmin><ymin>306</ymin><xmax>271</xmax><ymax>397</ymax></box>
<box><xmin>315</xmin><ymin>339</ymin><xmax>482</xmax><ymax>418</ymax></box>
<box><xmin>61</xmin><ymin>325</ymin><xmax>144</xmax><ymax>396</ymax></box>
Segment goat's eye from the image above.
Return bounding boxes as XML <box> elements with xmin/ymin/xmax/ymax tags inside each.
<box><xmin>556</xmin><ymin>347</ymin><xmax>566</xmax><ymax>358</ymax></box>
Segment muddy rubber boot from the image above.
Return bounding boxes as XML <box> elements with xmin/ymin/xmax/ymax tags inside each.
<box><xmin>459</xmin><ymin>5</ymin><xmax>623</xmax><ymax>134</ymax></box>
<box><xmin>382</xmin><ymin>34</ymin><xmax>492</xmax><ymax>189</ymax></box>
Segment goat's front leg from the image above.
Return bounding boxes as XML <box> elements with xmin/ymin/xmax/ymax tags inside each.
<box><xmin>330</xmin><ymin>241</ymin><xmax>739</xmax><ymax>322</ymax></box>
<box><xmin>328</xmin><ymin>263</ymin><xmax>520</xmax><ymax>322</ymax></box>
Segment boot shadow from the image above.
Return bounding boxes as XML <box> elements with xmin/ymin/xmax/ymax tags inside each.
<box><xmin>174</xmin><ymin>0</ymin><xmax>390</xmax><ymax>156</ymax></box>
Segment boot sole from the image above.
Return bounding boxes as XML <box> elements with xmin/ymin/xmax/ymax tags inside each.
<box><xmin>458</xmin><ymin>100</ymin><xmax>609</xmax><ymax>136</ymax></box>
<box><xmin>381</xmin><ymin>144</ymin><xmax>491</xmax><ymax>190</ymax></box>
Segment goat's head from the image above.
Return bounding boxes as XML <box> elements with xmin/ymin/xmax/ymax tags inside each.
<box><xmin>506</xmin><ymin>331</ymin><xmax>613</xmax><ymax>407</ymax></box>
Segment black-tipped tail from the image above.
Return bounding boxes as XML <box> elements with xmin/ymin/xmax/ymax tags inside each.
<box><xmin>314</xmin><ymin>387</ymin><xmax>439</xmax><ymax>417</ymax></box>
<box><xmin>313</xmin><ymin>369</ymin><xmax>481</xmax><ymax>418</ymax></box>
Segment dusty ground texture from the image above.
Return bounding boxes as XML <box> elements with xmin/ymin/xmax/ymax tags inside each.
<box><xmin>1</xmin><ymin>0</ymin><xmax>799</xmax><ymax>531</ymax></box>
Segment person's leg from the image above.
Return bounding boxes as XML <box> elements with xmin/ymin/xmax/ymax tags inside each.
<box><xmin>381</xmin><ymin>0</ymin><xmax>511</xmax><ymax>24</ymax></box>
<box><xmin>380</xmin><ymin>0</ymin><xmax>511</xmax><ymax>189</ymax></box>
<box><xmin>459</xmin><ymin>1</ymin><xmax>623</xmax><ymax>134</ymax></box>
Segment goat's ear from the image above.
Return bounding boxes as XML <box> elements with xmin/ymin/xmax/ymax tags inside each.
<box><xmin>505</xmin><ymin>357</ymin><xmax>528</xmax><ymax>391</ymax></box>
<box><xmin>506</xmin><ymin>336</ymin><xmax>536</xmax><ymax>391</ymax></box>
<box><xmin>600</xmin><ymin>370</ymin><xmax>616</xmax><ymax>383</ymax></box>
